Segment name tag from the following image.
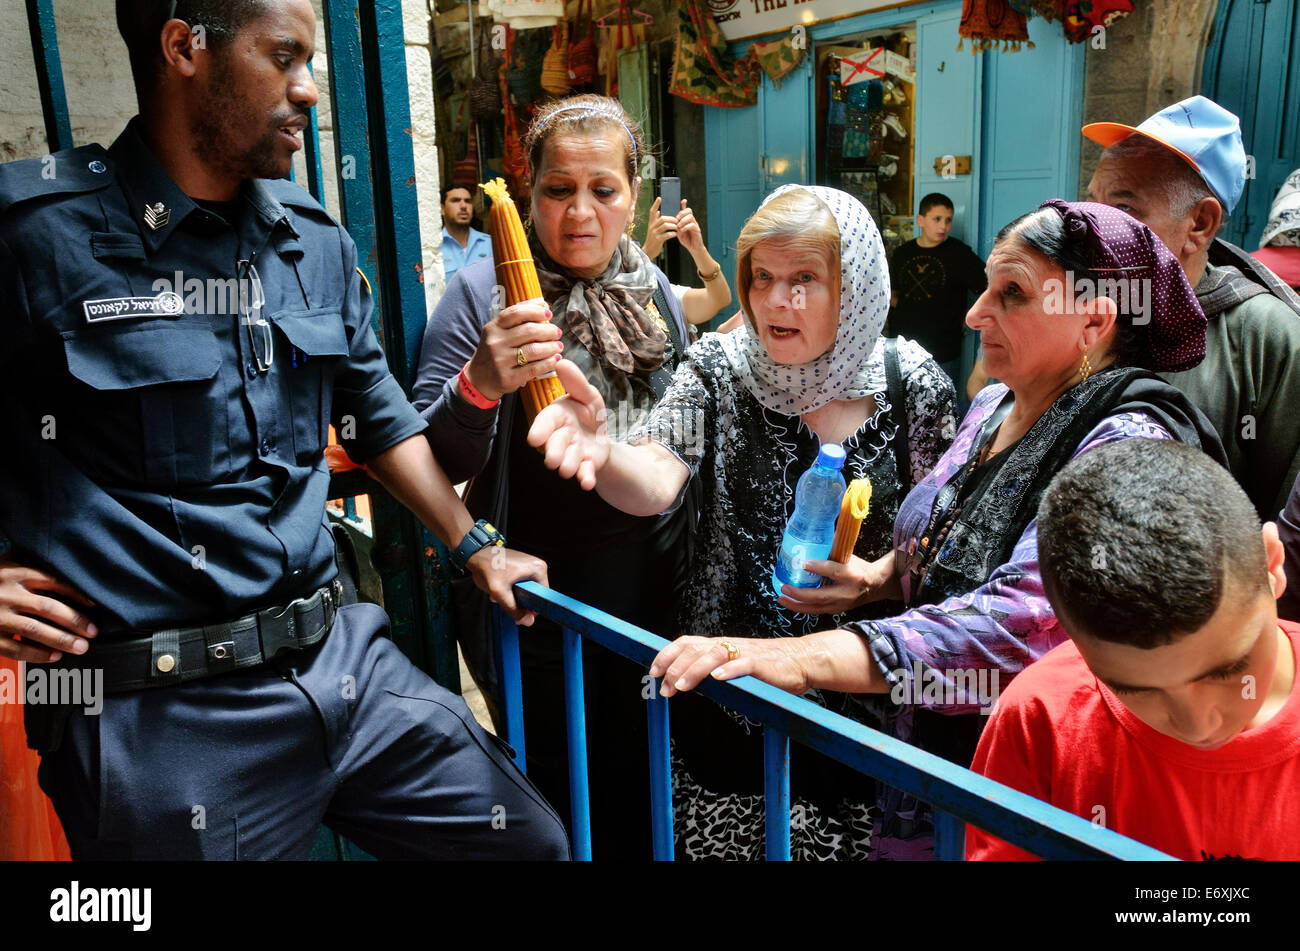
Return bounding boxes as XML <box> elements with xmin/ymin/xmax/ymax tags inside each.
<box><xmin>83</xmin><ymin>292</ymin><xmax>184</xmax><ymax>323</ymax></box>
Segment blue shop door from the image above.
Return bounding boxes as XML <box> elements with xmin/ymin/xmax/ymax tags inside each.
<box><xmin>703</xmin><ymin>103</ymin><xmax>762</xmax><ymax>324</ymax></box>
<box><xmin>977</xmin><ymin>15</ymin><xmax>1084</xmax><ymax>255</ymax></box>
<box><xmin>1202</xmin><ymin>0</ymin><xmax>1300</xmax><ymax>248</ymax></box>
<box><xmin>760</xmin><ymin>53</ymin><xmax>813</xmax><ymax>194</ymax></box>
<box><xmin>912</xmin><ymin>9</ymin><xmax>982</xmax><ymax>241</ymax></box>
<box><xmin>911</xmin><ymin>7</ymin><xmax>983</xmax><ymax>392</ymax></box>
<box><xmin>701</xmin><ymin>54</ymin><xmax>811</xmax><ymax>326</ymax></box>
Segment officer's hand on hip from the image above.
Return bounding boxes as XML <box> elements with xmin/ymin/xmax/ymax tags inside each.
<box><xmin>467</xmin><ymin>546</ymin><xmax>548</xmax><ymax>627</ymax></box>
<box><xmin>0</xmin><ymin>562</ymin><xmax>98</xmax><ymax>663</ymax></box>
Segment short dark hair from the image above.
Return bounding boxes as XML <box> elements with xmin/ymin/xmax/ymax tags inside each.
<box><xmin>116</xmin><ymin>0</ymin><xmax>268</xmax><ymax>101</ymax></box>
<box><xmin>918</xmin><ymin>193</ymin><xmax>954</xmax><ymax>215</ymax></box>
<box><xmin>993</xmin><ymin>207</ymin><xmax>1143</xmax><ymax>366</ymax></box>
<box><xmin>1038</xmin><ymin>439</ymin><xmax>1266</xmax><ymax>649</ymax></box>
<box><xmin>442</xmin><ymin>184</ymin><xmax>473</xmax><ymax>204</ymax></box>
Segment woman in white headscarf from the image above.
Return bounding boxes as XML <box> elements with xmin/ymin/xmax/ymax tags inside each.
<box><xmin>1253</xmin><ymin>169</ymin><xmax>1300</xmax><ymax>290</ymax></box>
<box><xmin>530</xmin><ymin>185</ymin><xmax>955</xmax><ymax>859</ymax></box>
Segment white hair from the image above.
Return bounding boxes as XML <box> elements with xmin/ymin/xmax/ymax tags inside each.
<box><xmin>1100</xmin><ymin>135</ymin><xmax>1226</xmax><ymax>225</ymax></box>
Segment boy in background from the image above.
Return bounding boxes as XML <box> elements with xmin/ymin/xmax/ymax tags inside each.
<box><xmin>968</xmin><ymin>439</ymin><xmax>1300</xmax><ymax>861</ymax></box>
<box><xmin>888</xmin><ymin>192</ymin><xmax>987</xmax><ymax>385</ymax></box>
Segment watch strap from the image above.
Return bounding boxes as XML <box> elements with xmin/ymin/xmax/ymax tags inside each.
<box><xmin>451</xmin><ymin>518</ymin><xmax>506</xmax><ymax>571</ymax></box>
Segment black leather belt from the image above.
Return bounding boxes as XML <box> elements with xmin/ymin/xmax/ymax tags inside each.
<box><xmin>86</xmin><ymin>580</ymin><xmax>344</xmax><ymax>694</ymax></box>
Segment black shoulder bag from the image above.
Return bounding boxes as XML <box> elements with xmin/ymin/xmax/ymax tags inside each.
<box><xmin>883</xmin><ymin>337</ymin><xmax>912</xmax><ymax>487</ymax></box>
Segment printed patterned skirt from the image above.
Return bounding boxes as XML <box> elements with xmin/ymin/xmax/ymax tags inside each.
<box><xmin>670</xmin><ymin>747</ymin><xmax>876</xmax><ymax>861</ymax></box>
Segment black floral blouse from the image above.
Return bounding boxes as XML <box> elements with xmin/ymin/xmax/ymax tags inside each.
<box><xmin>632</xmin><ymin>333</ymin><xmax>956</xmax><ymax>647</ymax></box>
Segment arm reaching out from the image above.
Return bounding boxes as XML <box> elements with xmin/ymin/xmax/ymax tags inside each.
<box><xmin>527</xmin><ymin>359</ymin><xmax>690</xmax><ymax>515</ymax></box>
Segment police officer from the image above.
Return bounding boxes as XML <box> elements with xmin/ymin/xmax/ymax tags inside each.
<box><xmin>0</xmin><ymin>0</ymin><xmax>568</xmax><ymax>860</ymax></box>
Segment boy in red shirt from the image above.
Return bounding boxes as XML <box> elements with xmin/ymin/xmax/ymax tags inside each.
<box><xmin>967</xmin><ymin>439</ymin><xmax>1300</xmax><ymax>861</ymax></box>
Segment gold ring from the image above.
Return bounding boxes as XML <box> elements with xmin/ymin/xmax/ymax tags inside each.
<box><xmin>718</xmin><ymin>640</ymin><xmax>740</xmax><ymax>662</ymax></box>
<box><xmin>516</xmin><ymin>347</ymin><xmax>528</xmax><ymax>367</ymax></box>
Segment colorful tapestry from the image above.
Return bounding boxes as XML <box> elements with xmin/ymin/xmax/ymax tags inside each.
<box><xmin>1027</xmin><ymin>0</ymin><xmax>1062</xmax><ymax>20</ymax></box>
<box><xmin>751</xmin><ymin>35</ymin><xmax>806</xmax><ymax>87</ymax></box>
<box><xmin>669</xmin><ymin>0</ymin><xmax>760</xmax><ymax>108</ymax></box>
<box><xmin>1063</xmin><ymin>0</ymin><xmax>1134</xmax><ymax>43</ymax></box>
<box><xmin>957</xmin><ymin>0</ymin><xmax>1034</xmax><ymax>52</ymax></box>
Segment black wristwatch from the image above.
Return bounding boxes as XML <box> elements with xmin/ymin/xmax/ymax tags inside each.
<box><xmin>451</xmin><ymin>519</ymin><xmax>506</xmax><ymax>572</ymax></box>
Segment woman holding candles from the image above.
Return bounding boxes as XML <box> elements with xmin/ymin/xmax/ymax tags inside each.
<box><xmin>413</xmin><ymin>95</ymin><xmax>692</xmax><ymax>858</ymax></box>
<box><xmin>531</xmin><ymin>185</ymin><xmax>957</xmax><ymax>859</ymax></box>
<box><xmin>540</xmin><ymin>198</ymin><xmax>1229</xmax><ymax>859</ymax></box>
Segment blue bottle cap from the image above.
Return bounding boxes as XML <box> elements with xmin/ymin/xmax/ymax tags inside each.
<box><xmin>816</xmin><ymin>443</ymin><xmax>846</xmax><ymax>471</ymax></box>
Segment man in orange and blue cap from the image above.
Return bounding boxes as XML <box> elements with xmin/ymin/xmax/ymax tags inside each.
<box><xmin>1085</xmin><ymin>95</ymin><xmax>1300</xmax><ymax>521</ymax></box>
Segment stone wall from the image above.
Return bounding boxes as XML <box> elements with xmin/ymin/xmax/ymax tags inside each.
<box><xmin>0</xmin><ymin>0</ymin><xmax>135</xmax><ymax>161</ymax></box>
<box><xmin>1079</xmin><ymin>0</ymin><xmax>1218</xmax><ymax>194</ymax></box>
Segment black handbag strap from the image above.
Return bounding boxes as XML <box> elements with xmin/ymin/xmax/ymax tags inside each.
<box><xmin>647</xmin><ymin>281</ymin><xmax>685</xmax><ymax>396</ymax></box>
<box><xmin>883</xmin><ymin>337</ymin><xmax>912</xmax><ymax>486</ymax></box>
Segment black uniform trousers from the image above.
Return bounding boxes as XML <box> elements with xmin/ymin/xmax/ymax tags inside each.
<box><xmin>38</xmin><ymin>603</ymin><xmax>570</xmax><ymax>860</ymax></box>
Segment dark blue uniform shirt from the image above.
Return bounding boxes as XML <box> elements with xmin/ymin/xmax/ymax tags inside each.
<box><xmin>0</xmin><ymin>121</ymin><xmax>426</xmax><ymax>638</ymax></box>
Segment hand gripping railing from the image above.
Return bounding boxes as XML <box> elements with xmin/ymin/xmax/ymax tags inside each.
<box><xmin>498</xmin><ymin>581</ymin><xmax>1175</xmax><ymax>862</ymax></box>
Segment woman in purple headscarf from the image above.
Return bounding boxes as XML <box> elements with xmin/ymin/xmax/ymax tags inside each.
<box><xmin>646</xmin><ymin>199</ymin><xmax>1230</xmax><ymax>858</ymax></box>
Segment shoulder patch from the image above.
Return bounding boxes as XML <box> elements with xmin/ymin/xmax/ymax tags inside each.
<box><xmin>0</xmin><ymin>144</ymin><xmax>113</xmax><ymax>216</ymax></box>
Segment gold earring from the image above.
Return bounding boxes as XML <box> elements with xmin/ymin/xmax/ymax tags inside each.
<box><xmin>1079</xmin><ymin>351</ymin><xmax>1093</xmax><ymax>382</ymax></box>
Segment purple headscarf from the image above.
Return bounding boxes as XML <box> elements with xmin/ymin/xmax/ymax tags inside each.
<box><xmin>1038</xmin><ymin>199</ymin><xmax>1206</xmax><ymax>372</ymax></box>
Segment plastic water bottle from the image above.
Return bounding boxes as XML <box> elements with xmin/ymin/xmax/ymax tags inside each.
<box><xmin>772</xmin><ymin>443</ymin><xmax>847</xmax><ymax>597</ymax></box>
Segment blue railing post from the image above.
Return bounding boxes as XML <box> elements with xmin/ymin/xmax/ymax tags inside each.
<box><xmin>935</xmin><ymin>810</ymin><xmax>967</xmax><ymax>861</ymax></box>
<box><xmin>763</xmin><ymin>727</ymin><xmax>792</xmax><ymax>861</ymax></box>
<box><xmin>512</xmin><ymin>580</ymin><xmax>1176</xmax><ymax>861</ymax></box>
<box><xmin>25</xmin><ymin>0</ymin><xmax>74</xmax><ymax>152</ymax></box>
<box><xmin>304</xmin><ymin>62</ymin><xmax>327</xmax><ymax>204</ymax></box>
<box><xmin>646</xmin><ymin>678</ymin><xmax>674</xmax><ymax>860</ymax></box>
<box><xmin>321</xmin><ymin>0</ymin><xmax>457</xmax><ymax>691</ymax></box>
<box><xmin>562</xmin><ymin>628</ymin><xmax>593</xmax><ymax>860</ymax></box>
<box><xmin>494</xmin><ymin>608</ymin><xmax>527</xmax><ymax>770</ymax></box>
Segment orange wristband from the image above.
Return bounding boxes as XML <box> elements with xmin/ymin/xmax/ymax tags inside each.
<box><xmin>458</xmin><ymin>363</ymin><xmax>499</xmax><ymax>409</ymax></box>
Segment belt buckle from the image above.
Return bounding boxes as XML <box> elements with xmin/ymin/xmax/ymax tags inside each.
<box><xmin>258</xmin><ymin>601</ymin><xmax>300</xmax><ymax>660</ymax></box>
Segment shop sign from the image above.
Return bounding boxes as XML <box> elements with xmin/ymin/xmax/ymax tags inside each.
<box><xmin>709</xmin><ymin>0</ymin><xmax>908</xmax><ymax>42</ymax></box>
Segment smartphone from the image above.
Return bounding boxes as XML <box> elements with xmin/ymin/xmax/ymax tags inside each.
<box><xmin>659</xmin><ymin>177</ymin><xmax>681</xmax><ymax>216</ymax></box>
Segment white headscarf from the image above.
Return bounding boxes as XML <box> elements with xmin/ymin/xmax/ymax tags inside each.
<box><xmin>1259</xmin><ymin>168</ymin><xmax>1300</xmax><ymax>249</ymax></box>
<box><xmin>717</xmin><ymin>184</ymin><xmax>890</xmax><ymax>416</ymax></box>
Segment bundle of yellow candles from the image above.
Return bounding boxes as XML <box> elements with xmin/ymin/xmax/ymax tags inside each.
<box><xmin>481</xmin><ymin>178</ymin><xmax>566</xmax><ymax>420</ymax></box>
<box><xmin>829</xmin><ymin>478</ymin><xmax>872</xmax><ymax>563</ymax></box>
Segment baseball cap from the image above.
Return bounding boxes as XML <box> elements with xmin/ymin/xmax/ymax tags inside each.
<box><xmin>1082</xmin><ymin>95</ymin><xmax>1247</xmax><ymax>215</ymax></box>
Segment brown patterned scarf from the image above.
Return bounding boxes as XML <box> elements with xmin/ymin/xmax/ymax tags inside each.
<box><xmin>529</xmin><ymin>230</ymin><xmax>668</xmax><ymax>434</ymax></box>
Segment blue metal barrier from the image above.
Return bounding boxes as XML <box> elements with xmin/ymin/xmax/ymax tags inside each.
<box><xmin>25</xmin><ymin>0</ymin><xmax>73</xmax><ymax>152</ymax></box>
<box><xmin>499</xmin><ymin>581</ymin><xmax>1175</xmax><ymax>862</ymax></box>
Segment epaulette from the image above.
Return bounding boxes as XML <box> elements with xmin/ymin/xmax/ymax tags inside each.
<box><xmin>262</xmin><ymin>176</ymin><xmax>329</xmax><ymax>216</ymax></box>
<box><xmin>0</xmin><ymin>144</ymin><xmax>114</xmax><ymax>216</ymax></box>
